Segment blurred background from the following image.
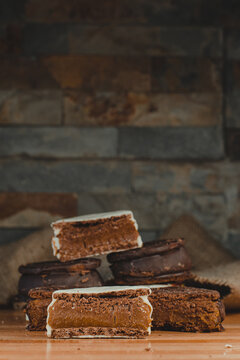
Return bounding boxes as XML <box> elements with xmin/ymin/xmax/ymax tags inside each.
<box><xmin>0</xmin><ymin>0</ymin><xmax>239</xmax><ymax>256</ymax></box>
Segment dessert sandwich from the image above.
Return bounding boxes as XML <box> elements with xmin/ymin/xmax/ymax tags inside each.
<box><xmin>52</xmin><ymin>211</ymin><xmax>142</xmax><ymax>262</ymax></box>
<box><xmin>22</xmin><ymin>258</ymin><xmax>103</xmax><ymax>330</ymax></box>
<box><xmin>107</xmin><ymin>238</ymin><xmax>192</xmax><ymax>285</ymax></box>
<box><xmin>21</xmin><ymin>207</ymin><xmax>226</xmax><ymax>337</ymax></box>
<box><xmin>149</xmin><ymin>285</ymin><xmax>225</xmax><ymax>332</ymax></box>
<box><xmin>47</xmin><ymin>286</ymin><xmax>152</xmax><ymax>339</ymax></box>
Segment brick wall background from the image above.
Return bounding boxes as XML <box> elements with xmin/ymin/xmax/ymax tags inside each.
<box><xmin>0</xmin><ymin>0</ymin><xmax>240</xmax><ymax>255</ymax></box>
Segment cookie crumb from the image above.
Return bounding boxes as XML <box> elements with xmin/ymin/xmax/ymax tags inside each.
<box><xmin>145</xmin><ymin>344</ymin><xmax>152</xmax><ymax>352</ymax></box>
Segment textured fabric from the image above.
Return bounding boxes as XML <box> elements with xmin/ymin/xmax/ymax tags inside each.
<box><xmin>162</xmin><ymin>215</ymin><xmax>240</xmax><ymax>310</ymax></box>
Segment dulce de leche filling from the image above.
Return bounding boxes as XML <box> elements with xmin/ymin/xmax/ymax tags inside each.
<box><xmin>48</xmin><ymin>296</ymin><xmax>151</xmax><ymax>330</ymax></box>
<box><xmin>54</xmin><ymin>215</ymin><xmax>140</xmax><ymax>261</ymax></box>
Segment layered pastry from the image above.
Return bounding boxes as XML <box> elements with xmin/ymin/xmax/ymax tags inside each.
<box><xmin>51</xmin><ymin>211</ymin><xmax>142</xmax><ymax>262</ymax></box>
<box><xmin>25</xmin><ymin>287</ymin><xmax>53</xmax><ymax>330</ymax></box>
<box><xmin>107</xmin><ymin>238</ymin><xmax>192</xmax><ymax>285</ymax></box>
<box><xmin>47</xmin><ymin>286</ymin><xmax>152</xmax><ymax>338</ymax></box>
<box><xmin>19</xmin><ymin>258</ymin><xmax>103</xmax><ymax>299</ymax></box>
<box><xmin>149</xmin><ymin>285</ymin><xmax>225</xmax><ymax>332</ymax></box>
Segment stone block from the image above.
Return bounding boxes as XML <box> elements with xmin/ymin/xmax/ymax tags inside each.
<box><xmin>226</xmin><ymin>91</ymin><xmax>240</xmax><ymax>128</ymax></box>
<box><xmin>226</xmin><ymin>129</ymin><xmax>240</xmax><ymax>160</ymax></box>
<box><xmin>132</xmin><ymin>163</ymin><xmax>176</xmax><ymax>193</ymax></box>
<box><xmin>24</xmin><ymin>23</ymin><xmax>68</xmax><ymax>55</ymax></box>
<box><xmin>0</xmin><ymin>0</ymin><xmax>25</xmax><ymax>23</ymax></box>
<box><xmin>64</xmin><ymin>91</ymin><xmax>222</xmax><ymax>127</ymax></box>
<box><xmin>25</xmin><ymin>0</ymin><xmax>141</xmax><ymax>23</ymax></box>
<box><xmin>225</xmin><ymin>61</ymin><xmax>240</xmax><ymax>92</ymax></box>
<box><xmin>0</xmin><ymin>24</ymin><xmax>22</xmax><ymax>55</ymax></box>
<box><xmin>43</xmin><ymin>55</ymin><xmax>150</xmax><ymax>91</ymax></box>
<box><xmin>0</xmin><ymin>57</ymin><xmax>58</xmax><ymax>89</ymax></box>
<box><xmin>151</xmin><ymin>57</ymin><xmax>222</xmax><ymax>92</ymax></box>
<box><xmin>226</xmin><ymin>30</ymin><xmax>240</xmax><ymax>60</ymax></box>
<box><xmin>24</xmin><ymin>0</ymin><xmax>229</xmax><ymax>27</ymax></box>
<box><xmin>0</xmin><ymin>90</ymin><xmax>62</xmax><ymax>125</ymax></box>
<box><xmin>24</xmin><ymin>0</ymin><xmax>200</xmax><ymax>24</ymax></box>
<box><xmin>132</xmin><ymin>161</ymin><xmax>240</xmax><ymax>195</ymax></box>
<box><xmin>0</xmin><ymin>160</ymin><xmax>131</xmax><ymax>193</ymax></box>
<box><xmin>225</xmin><ymin>62</ymin><xmax>240</xmax><ymax>128</ymax></box>
<box><xmin>118</xmin><ymin>127</ymin><xmax>224</xmax><ymax>159</ymax></box>
<box><xmin>69</xmin><ymin>26</ymin><xmax>222</xmax><ymax>57</ymax></box>
<box><xmin>0</xmin><ymin>127</ymin><xmax>117</xmax><ymax>158</ymax></box>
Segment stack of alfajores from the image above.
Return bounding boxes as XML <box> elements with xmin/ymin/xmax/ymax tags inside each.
<box><xmin>18</xmin><ymin>210</ymin><xmax>225</xmax><ymax>338</ymax></box>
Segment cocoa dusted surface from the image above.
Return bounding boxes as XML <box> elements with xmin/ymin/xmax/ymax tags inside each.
<box><xmin>19</xmin><ymin>258</ymin><xmax>101</xmax><ymax>275</ymax></box>
<box><xmin>28</xmin><ymin>287</ymin><xmax>56</xmax><ymax>299</ymax></box>
<box><xmin>107</xmin><ymin>238</ymin><xmax>184</xmax><ymax>263</ymax></box>
<box><xmin>53</xmin><ymin>287</ymin><xmax>150</xmax><ymax>300</ymax></box>
<box><xmin>110</xmin><ymin>247</ymin><xmax>192</xmax><ymax>278</ymax></box>
<box><xmin>149</xmin><ymin>286</ymin><xmax>225</xmax><ymax>332</ymax></box>
<box><xmin>113</xmin><ymin>271</ymin><xmax>192</xmax><ymax>285</ymax></box>
<box><xmin>53</xmin><ymin>214</ymin><xmax>140</xmax><ymax>262</ymax></box>
<box><xmin>51</xmin><ymin>327</ymin><xmax>149</xmax><ymax>339</ymax></box>
<box><xmin>19</xmin><ymin>270</ymin><xmax>103</xmax><ymax>296</ymax></box>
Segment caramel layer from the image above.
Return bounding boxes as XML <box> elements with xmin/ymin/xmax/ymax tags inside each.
<box><xmin>48</xmin><ymin>296</ymin><xmax>151</xmax><ymax>331</ymax></box>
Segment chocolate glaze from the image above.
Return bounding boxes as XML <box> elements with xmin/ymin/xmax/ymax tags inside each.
<box><xmin>19</xmin><ymin>258</ymin><xmax>101</xmax><ymax>275</ymax></box>
<box><xmin>110</xmin><ymin>247</ymin><xmax>192</xmax><ymax>278</ymax></box>
<box><xmin>114</xmin><ymin>271</ymin><xmax>192</xmax><ymax>285</ymax></box>
<box><xmin>107</xmin><ymin>238</ymin><xmax>184</xmax><ymax>263</ymax></box>
<box><xmin>19</xmin><ymin>270</ymin><xmax>103</xmax><ymax>296</ymax></box>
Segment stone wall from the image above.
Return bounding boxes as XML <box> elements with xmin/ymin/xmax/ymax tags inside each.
<box><xmin>0</xmin><ymin>0</ymin><xmax>240</xmax><ymax>255</ymax></box>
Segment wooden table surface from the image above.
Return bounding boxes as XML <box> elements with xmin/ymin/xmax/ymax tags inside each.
<box><xmin>1</xmin><ymin>310</ymin><xmax>240</xmax><ymax>360</ymax></box>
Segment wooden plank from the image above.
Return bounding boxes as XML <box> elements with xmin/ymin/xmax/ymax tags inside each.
<box><xmin>0</xmin><ymin>310</ymin><xmax>240</xmax><ymax>360</ymax></box>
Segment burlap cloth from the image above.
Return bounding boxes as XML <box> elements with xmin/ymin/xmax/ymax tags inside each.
<box><xmin>162</xmin><ymin>215</ymin><xmax>240</xmax><ymax>310</ymax></box>
<box><xmin>0</xmin><ymin>228</ymin><xmax>54</xmax><ymax>305</ymax></box>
